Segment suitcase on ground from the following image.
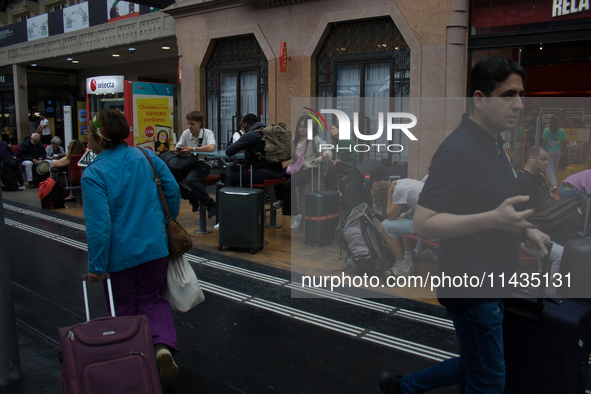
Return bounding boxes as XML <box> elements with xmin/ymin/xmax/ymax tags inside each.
<box><xmin>218</xmin><ymin>165</ymin><xmax>264</xmax><ymax>254</ymax></box>
<box><xmin>558</xmin><ymin>237</ymin><xmax>591</xmax><ymax>298</ymax></box>
<box><xmin>503</xmin><ymin>242</ymin><xmax>591</xmax><ymax>394</ymax></box>
<box><xmin>58</xmin><ymin>275</ymin><xmax>162</xmax><ymax>394</ymax></box>
<box><xmin>305</xmin><ymin>164</ymin><xmax>340</xmax><ymax>247</ymax></box>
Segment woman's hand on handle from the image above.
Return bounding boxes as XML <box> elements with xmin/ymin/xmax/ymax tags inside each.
<box><xmin>88</xmin><ymin>272</ymin><xmax>106</xmax><ymax>283</ymax></box>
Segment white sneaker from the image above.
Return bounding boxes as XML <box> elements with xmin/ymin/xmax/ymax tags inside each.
<box><xmin>272</xmin><ymin>200</ymin><xmax>283</xmax><ymax>208</ymax></box>
<box><xmin>386</xmin><ymin>262</ymin><xmax>415</xmax><ymax>277</ymax></box>
<box><xmin>290</xmin><ymin>214</ymin><xmax>302</xmax><ymax>229</ymax></box>
<box><xmin>18</xmin><ymin>184</ymin><xmax>26</xmax><ymax>191</ymax></box>
<box><xmin>214</xmin><ymin>223</ymin><xmax>219</xmax><ymax>230</ymax></box>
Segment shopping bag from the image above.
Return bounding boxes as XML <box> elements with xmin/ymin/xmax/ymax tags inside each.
<box><xmin>165</xmin><ymin>254</ymin><xmax>204</xmax><ymax>312</ymax></box>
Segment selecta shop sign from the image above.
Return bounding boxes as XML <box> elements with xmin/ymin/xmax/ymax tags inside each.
<box><xmin>86</xmin><ymin>76</ymin><xmax>124</xmax><ymax>94</ymax></box>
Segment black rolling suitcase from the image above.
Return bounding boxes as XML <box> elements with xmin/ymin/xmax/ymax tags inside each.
<box><xmin>218</xmin><ymin>164</ymin><xmax>264</xmax><ymax>254</ymax></box>
<box><xmin>558</xmin><ymin>236</ymin><xmax>591</xmax><ymax>298</ymax></box>
<box><xmin>304</xmin><ymin>164</ymin><xmax>340</xmax><ymax>247</ymax></box>
<box><xmin>503</xmin><ymin>242</ymin><xmax>591</xmax><ymax>394</ymax></box>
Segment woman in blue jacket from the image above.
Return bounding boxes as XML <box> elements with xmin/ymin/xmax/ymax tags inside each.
<box><xmin>82</xmin><ymin>109</ymin><xmax>181</xmax><ymax>380</ymax></box>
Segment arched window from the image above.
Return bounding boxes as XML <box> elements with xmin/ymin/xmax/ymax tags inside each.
<box><xmin>206</xmin><ymin>35</ymin><xmax>268</xmax><ymax>149</ymax></box>
<box><xmin>316</xmin><ymin>18</ymin><xmax>411</xmax><ymax>162</ymax></box>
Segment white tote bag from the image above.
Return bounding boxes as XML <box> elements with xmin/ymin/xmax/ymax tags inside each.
<box><xmin>165</xmin><ymin>254</ymin><xmax>205</xmax><ymax>312</ymax></box>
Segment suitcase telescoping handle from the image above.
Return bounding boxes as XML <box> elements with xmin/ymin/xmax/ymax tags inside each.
<box><xmin>310</xmin><ymin>162</ymin><xmax>321</xmax><ymax>193</ymax></box>
<box><xmin>238</xmin><ymin>162</ymin><xmax>253</xmax><ymax>188</ymax></box>
<box><xmin>535</xmin><ymin>241</ymin><xmax>554</xmax><ymax>316</ymax></box>
<box><xmin>81</xmin><ymin>274</ymin><xmax>115</xmax><ymax>322</ymax></box>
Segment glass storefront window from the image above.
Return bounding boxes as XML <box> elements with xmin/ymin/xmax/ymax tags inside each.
<box><xmin>206</xmin><ymin>35</ymin><xmax>268</xmax><ymax>149</ymax></box>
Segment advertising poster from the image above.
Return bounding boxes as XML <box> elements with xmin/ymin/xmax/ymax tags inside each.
<box><xmin>154</xmin><ymin>125</ymin><xmax>173</xmax><ymax>153</ymax></box>
<box><xmin>63</xmin><ymin>2</ymin><xmax>90</xmax><ymax>33</ymax></box>
<box><xmin>107</xmin><ymin>1</ymin><xmax>139</xmax><ymax>22</ymax></box>
<box><xmin>27</xmin><ymin>15</ymin><xmax>49</xmax><ymax>41</ymax></box>
<box><xmin>77</xmin><ymin>101</ymin><xmax>87</xmax><ymax>142</ymax></box>
<box><xmin>63</xmin><ymin>105</ymin><xmax>72</xmax><ymax>149</ymax></box>
<box><xmin>132</xmin><ymin>82</ymin><xmax>174</xmax><ymax>147</ymax></box>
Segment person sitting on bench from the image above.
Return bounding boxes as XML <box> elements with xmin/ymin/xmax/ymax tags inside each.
<box><xmin>371</xmin><ymin>178</ymin><xmax>424</xmax><ymax>277</ymax></box>
<box><xmin>224</xmin><ymin>114</ymin><xmax>284</xmax><ymax>187</ymax></box>
<box><xmin>516</xmin><ymin>145</ymin><xmax>584</xmax><ymax>245</ymax></box>
<box><xmin>175</xmin><ymin>111</ymin><xmax>218</xmax><ymax>219</ymax></box>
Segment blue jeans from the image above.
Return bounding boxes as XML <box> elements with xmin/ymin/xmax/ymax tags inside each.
<box><xmin>558</xmin><ymin>183</ymin><xmax>588</xmax><ymax>200</ymax></box>
<box><xmin>400</xmin><ymin>300</ymin><xmax>505</xmax><ymax>394</ymax></box>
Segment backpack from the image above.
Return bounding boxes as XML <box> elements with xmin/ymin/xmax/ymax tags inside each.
<box><xmin>159</xmin><ymin>150</ymin><xmax>201</xmax><ymax>183</ymax></box>
<box><xmin>39</xmin><ymin>180</ymin><xmax>65</xmax><ymax>209</ymax></box>
<box><xmin>336</xmin><ymin>202</ymin><xmax>393</xmax><ymax>276</ymax></box>
<box><xmin>0</xmin><ymin>166</ymin><xmax>19</xmax><ymax>191</ymax></box>
<box><xmin>255</xmin><ymin>123</ymin><xmax>292</xmax><ymax>164</ymax></box>
<box><xmin>337</xmin><ymin>159</ymin><xmax>398</xmax><ymax>212</ymax></box>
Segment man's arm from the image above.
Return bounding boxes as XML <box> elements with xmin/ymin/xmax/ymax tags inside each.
<box><xmin>226</xmin><ymin>131</ymin><xmax>253</xmax><ymax>156</ymax></box>
<box><xmin>194</xmin><ymin>130</ymin><xmax>216</xmax><ymax>153</ymax></box>
<box><xmin>193</xmin><ymin>144</ymin><xmax>215</xmax><ymax>153</ymax></box>
<box><xmin>414</xmin><ymin>195</ymin><xmax>536</xmax><ymax>239</ymax></box>
<box><xmin>386</xmin><ymin>181</ymin><xmax>402</xmax><ymax>220</ymax></box>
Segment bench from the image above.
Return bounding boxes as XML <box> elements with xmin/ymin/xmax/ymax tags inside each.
<box><xmin>243</xmin><ymin>177</ymin><xmax>287</xmax><ymax>228</ymax></box>
<box><xmin>193</xmin><ymin>174</ymin><xmax>221</xmax><ymax>234</ymax></box>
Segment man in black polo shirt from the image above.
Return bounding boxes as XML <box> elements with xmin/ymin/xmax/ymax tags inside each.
<box><xmin>515</xmin><ymin>145</ymin><xmax>550</xmax><ymax>196</ymax></box>
<box><xmin>516</xmin><ymin>145</ymin><xmax>582</xmax><ymax>244</ymax></box>
<box><xmin>380</xmin><ymin>56</ymin><xmax>549</xmax><ymax>393</ymax></box>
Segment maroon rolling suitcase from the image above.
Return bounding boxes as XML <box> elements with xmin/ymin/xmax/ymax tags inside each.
<box><xmin>58</xmin><ymin>274</ymin><xmax>162</xmax><ymax>394</ymax></box>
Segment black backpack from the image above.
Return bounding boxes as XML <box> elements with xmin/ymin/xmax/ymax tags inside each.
<box><xmin>336</xmin><ymin>202</ymin><xmax>393</xmax><ymax>276</ymax></box>
<box><xmin>41</xmin><ymin>181</ymin><xmax>65</xmax><ymax>209</ymax></box>
<box><xmin>0</xmin><ymin>166</ymin><xmax>19</xmax><ymax>191</ymax></box>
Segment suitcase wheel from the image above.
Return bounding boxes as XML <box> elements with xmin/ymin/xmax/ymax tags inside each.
<box><xmin>303</xmin><ymin>241</ymin><xmax>307</xmax><ymax>245</ymax></box>
<box><xmin>217</xmin><ymin>245</ymin><xmax>223</xmax><ymax>251</ymax></box>
<box><xmin>250</xmin><ymin>249</ymin><xmax>256</xmax><ymax>254</ymax></box>
<box><xmin>315</xmin><ymin>244</ymin><xmax>319</xmax><ymax>248</ymax></box>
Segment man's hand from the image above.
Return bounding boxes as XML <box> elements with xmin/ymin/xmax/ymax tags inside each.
<box><xmin>314</xmin><ymin>156</ymin><xmax>324</xmax><ymax>164</ymax></box>
<box><xmin>523</xmin><ymin>228</ymin><xmax>550</xmax><ymax>255</ymax></box>
<box><xmin>174</xmin><ymin>146</ymin><xmax>191</xmax><ymax>155</ymax></box>
<box><xmin>87</xmin><ymin>272</ymin><xmax>106</xmax><ymax>283</ymax></box>
<box><xmin>491</xmin><ymin>195</ymin><xmax>536</xmax><ymax>233</ymax></box>
<box><xmin>32</xmin><ymin>159</ymin><xmax>38</xmax><ymax>164</ymax></box>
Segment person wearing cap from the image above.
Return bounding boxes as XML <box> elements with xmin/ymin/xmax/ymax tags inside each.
<box><xmin>0</xmin><ymin>140</ymin><xmax>26</xmax><ymax>190</ymax></box>
<box><xmin>17</xmin><ymin>132</ymin><xmax>46</xmax><ymax>188</ymax></box>
<box><xmin>82</xmin><ymin>108</ymin><xmax>181</xmax><ymax>381</ymax></box>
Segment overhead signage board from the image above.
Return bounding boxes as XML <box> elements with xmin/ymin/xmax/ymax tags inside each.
<box><xmin>86</xmin><ymin>76</ymin><xmax>125</xmax><ymax>94</ymax></box>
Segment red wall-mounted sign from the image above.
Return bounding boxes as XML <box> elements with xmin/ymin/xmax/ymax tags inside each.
<box><xmin>178</xmin><ymin>59</ymin><xmax>182</xmax><ymax>83</ymax></box>
<box><xmin>279</xmin><ymin>41</ymin><xmax>290</xmax><ymax>73</ymax></box>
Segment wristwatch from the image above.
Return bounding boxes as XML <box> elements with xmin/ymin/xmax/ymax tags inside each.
<box><xmin>193</xmin><ymin>147</ymin><xmax>196</xmax><ymax>152</ymax></box>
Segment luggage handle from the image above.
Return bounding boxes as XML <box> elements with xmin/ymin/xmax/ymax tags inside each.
<box><xmin>535</xmin><ymin>241</ymin><xmax>553</xmax><ymax>317</ymax></box>
<box><xmin>238</xmin><ymin>162</ymin><xmax>253</xmax><ymax>188</ymax></box>
<box><xmin>310</xmin><ymin>162</ymin><xmax>321</xmax><ymax>193</ymax></box>
<box><xmin>81</xmin><ymin>273</ymin><xmax>115</xmax><ymax>322</ymax></box>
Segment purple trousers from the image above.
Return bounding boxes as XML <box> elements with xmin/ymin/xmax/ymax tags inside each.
<box><xmin>103</xmin><ymin>255</ymin><xmax>177</xmax><ymax>353</ymax></box>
